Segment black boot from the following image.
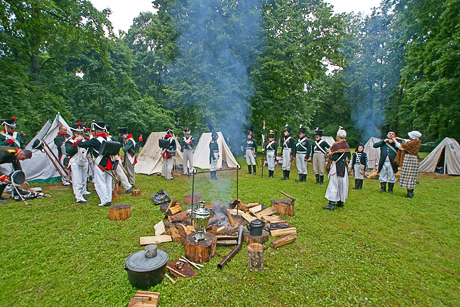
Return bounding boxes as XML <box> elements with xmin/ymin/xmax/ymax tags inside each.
<box><xmin>352</xmin><ymin>179</ymin><xmax>359</xmax><ymax>189</ymax></box>
<box><xmin>405</xmin><ymin>189</ymin><xmax>414</xmax><ymax>198</ymax></box>
<box><xmin>320</xmin><ymin>175</ymin><xmax>324</xmax><ymax>185</ymax></box>
<box><xmin>302</xmin><ymin>174</ymin><xmax>307</xmax><ymax>182</ymax></box>
<box><xmin>253</xmin><ymin>165</ymin><xmax>256</xmax><ymax>175</ymax></box>
<box><xmin>268</xmin><ymin>170</ymin><xmax>272</xmax><ymax>177</ymax></box>
<box><xmin>315</xmin><ymin>174</ymin><xmax>319</xmax><ymax>184</ymax></box>
<box><xmin>322</xmin><ymin>201</ymin><xmax>335</xmax><ymax>211</ymax></box>
<box><xmin>247</xmin><ymin>165</ymin><xmax>252</xmax><ymax>174</ymax></box>
<box><xmin>296</xmin><ymin>174</ymin><xmax>302</xmax><ymax>182</ymax></box>
<box><xmin>388</xmin><ymin>183</ymin><xmax>394</xmax><ymax>193</ymax></box>
<box><xmin>336</xmin><ymin>201</ymin><xmax>344</xmax><ymax>207</ymax></box>
<box><xmin>285</xmin><ymin>171</ymin><xmax>290</xmax><ymax>179</ymax></box>
<box><xmin>379</xmin><ymin>182</ymin><xmax>387</xmax><ymax>193</ymax></box>
<box><xmin>358</xmin><ymin>179</ymin><xmax>363</xmax><ymax>190</ymax></box>
<box><xmin>281</xmin><ymin>170</ymin><xmax>287</xmax><ymax>180</ymax></box>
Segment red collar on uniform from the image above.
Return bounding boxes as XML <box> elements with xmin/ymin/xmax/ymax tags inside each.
<box><xmin>58</xmin><ymin>133</ymin><xmax>67</xmax><ymax>137</ymax></box>
<box><xmin>96</xmin><ymin>133</ymin><xmax>107</xmax><ymax>138</ymax></box>
<box><xmin>128</xmin><ymin>134</ymin><xmax>133</xmax><ymax>139</ymax></box>
<box><xmin>165</xmin><ymin>134</ymin><xmax>171</xmax><ymax>138</ymax></box>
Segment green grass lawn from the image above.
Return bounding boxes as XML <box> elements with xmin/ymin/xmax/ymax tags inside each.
<box><xmin>1</xmin><ymin>155</ymin><xmax>459</xmax><ymax>306</ymax></box>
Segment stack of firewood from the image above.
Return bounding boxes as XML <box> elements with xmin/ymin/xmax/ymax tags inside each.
<box><xmin>128</xmin><ymin>291</ymin><xmax>160</xmax><ymax>307</ymax></box>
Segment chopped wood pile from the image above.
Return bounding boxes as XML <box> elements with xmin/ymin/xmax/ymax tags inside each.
<box><xmin>128</xmin><ymin>291</ymin><xmax>160</xmax><ymax>307</ymax></box>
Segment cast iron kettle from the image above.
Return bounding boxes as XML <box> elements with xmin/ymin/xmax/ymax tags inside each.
<box><xmin>125</xmin><ymin>245</ymin><xmax>169</xmax><ymax>289</ymax></box>
<box><xmin>247</xmin><ymin>219</ymin><xmax>265</xmax><ymax>236</ymax></box>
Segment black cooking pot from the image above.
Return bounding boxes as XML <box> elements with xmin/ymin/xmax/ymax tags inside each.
<box><xmin>247</xmin><ymin>219</ymin><xmax>265</xmax><ymax>236</ymax></box>
<box><xmin>125</xmin><ymin>245</ymin><xmax>169</xmax><ymax>289</ymax></box>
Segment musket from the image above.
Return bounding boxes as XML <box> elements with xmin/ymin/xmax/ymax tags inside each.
<box><xmin>43</xmin><ymin>141</ymin><xmax>70</xmax><ymax>178</ymax></box>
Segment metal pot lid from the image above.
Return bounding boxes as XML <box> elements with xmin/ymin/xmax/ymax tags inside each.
<box><xmin>125</xmin><ymin>249</ymin><xmax>169</xmax><ymax>272</ymax></box>
<box><xmin>250</xmin><ymin>219</ymin><xmax>264</xmax><ymax>228</ymax></box>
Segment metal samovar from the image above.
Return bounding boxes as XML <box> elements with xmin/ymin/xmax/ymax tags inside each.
<box><xmin>190</xmin><ymin>201</ymin><xmax>214</xmax><ymax>241</ymax></box>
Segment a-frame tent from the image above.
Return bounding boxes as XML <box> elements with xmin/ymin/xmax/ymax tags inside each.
<box><xmin>364</xmin><ymin>137</ymin><xmax>381</xmax><ymax>170</ymax></box>
<box><xmin>419</xmin><ymin>137</ymin><xmax>460</xmax><ymax>175</ymax></box>
<box><xmin>193</xmin><ymin>132</ymin><xmax>240</xmax><ymax>170</ymax></box>
<box><xmin>135</xmin><ymin>132</ymin><xmax>183</xmax><ymax>175</ymax></box>
<box><xmin>0</xmin><ymin>113</ymin><xmax>70</xmax><ymax>182</ymax></box>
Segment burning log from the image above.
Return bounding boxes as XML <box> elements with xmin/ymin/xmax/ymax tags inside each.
<box><xmin>185</xmin><ymin>232</ymin><xmax>217</xmax><ymax>263</ymax></box>
<box><xmin>108</xmin><ymin>204</ymin><xmax>131</xmax><ymax>221</ymax></box>
<box><xmin>269</xmin><ymin>234</ymin><xmax>297</xmax><ymax>249</ymax></box>
<box><xmin>243</xmin><ymin>229</ymin><xmax>270</xmax><ymax>245</ymax></box>
<box><xmin>247</xmin><ymin>243</ymin><xmax>265</xmax><ymax>271</ymax></box>
<box><xmin>225</xmin><ymin>209</ymin><xmax>235</xmax><ymax>226</ymax></box>
<box><xmin>167</xmin><ymin>210</ymin><xmax>190</xmax><ymax>223</ymax></box>
<box><xmin>270</xmin><ymin>227</ymin><xmax>296</xmax><ymax>237</ymax></box>
<box><xmin>217</xmin><ymin>225</ymin><xmax>244</xmax><ymax>270</ymax></box>
<box><xmin>139</xmin><ymin>235</ymin><xmax>172</xmax><ymax>245</ymax></box>
<box><xmin>154</xmin><ymin>221</ymin><xmax>166</xmax><ymax>236</ymax></box>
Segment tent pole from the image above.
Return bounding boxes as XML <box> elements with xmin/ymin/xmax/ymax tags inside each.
<box><xmin>444</xmin><ymin>150</ymin><xmax>447</xmax><ymax>174</ymax></box>
<box><xmin>191</xmin><ymin>171</ymin><xmax>195</xmax><ymax>212</ymax></box>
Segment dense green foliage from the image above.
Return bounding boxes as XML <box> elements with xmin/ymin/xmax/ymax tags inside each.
<box><xmin>1</xmin><ymin>0</ymin><xmax>458</xmax><ymax>143</ymax></box>
<box><xmin>1</xmin><ymin>159</ymin><xmax>459</xmax><ymax>306</ymax></box>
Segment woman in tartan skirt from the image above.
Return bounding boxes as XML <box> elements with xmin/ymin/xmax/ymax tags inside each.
<box><xmin>393</xmin><ymin>131</ymin><xmax>422</xmax><ymax>198</ymax></box>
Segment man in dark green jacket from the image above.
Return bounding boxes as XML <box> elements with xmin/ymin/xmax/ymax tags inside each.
<box><xmin>0</xmin><ymin>147</ymin><xmax>32</xmax><ymax>203</ymax></box>
<box><xmin>373</xmin><ymin>130</ymin><xmax>401</xmax><ymax>193</ymax></box>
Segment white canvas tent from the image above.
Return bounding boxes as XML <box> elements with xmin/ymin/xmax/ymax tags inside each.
<box><xmin>135</xmin><ymin>132</ymin><xmax>183</xmax><ymax>175</ymax></box>
<box><xmin>419</xmin><ymin>137</ymin><xmax>460</xmax><ymax>175</ymax></box>
<box><xmin>322</xmin><ymin>136</ymin><xmax>335</xmax><ymax>147</ymax></box>
<box><xmin>193</xmin><ymin>132</ymin><xmax>240</xmax><ymax>170</ymax></box>
<box><xmin>364</xmin><ymin>137</ymin><xmax>381</xmax><ymax>170</ymax></box>
<box><xmin>0</xmin><ymin>113</ymin><xmax>70</xmax><ymax>182</ymax></box>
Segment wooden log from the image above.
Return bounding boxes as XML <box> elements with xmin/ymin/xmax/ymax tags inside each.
<box><xmin>131</xmin><ymin>189</ymin><xmax>141</xmax><ymax>196</ymax></box>
<box><xmin>255</xmin><ymin>206</ymin><xmax>276</xmax><ymax>219</ymax></box>
<box><xmin>160</xmin><ymin>203</ymin><xmax>170</xmax><ymax>213</ymax></box>
<box><xmin>167</xmin><ymin>210</ymin><xmax>190</xmax><ymax>223</ymax></box>
<box><xmin>183</xmin><ymin>193</ymin><xmax>202</xmax><ymax>206</ymax></box>
<box><xmin>268</xmin><ymin>223</ymin><xmax>291</xmax><ymax>230</ymax></box>
<box><xmin>247</xmin><ymin>243</ymin><xmax>264</xmax><ymax>271</ymax></box>
<box><xmin>216</xmin><ymin>226</ymin><xmax>226</xmax><ymax>233</ymax></box>
<box><xmin>241</xmin><ymin>212</ymin><xmax>257</xmax><ymax>223</ymax></box>
<box><xmin>269</xmin><ymin>234</ymin><xmax>297</xmax><ymax>249</ymax></box>
<box><xmin>231</xmin><ymin>198</ymin><xmax>249</xmax><ymax>212</ymax></box>
<box><xmin>271</xmin><ymin>199</ymin><xmax>294</xmax><ymax>216</ymax></box>
<box><xmin>248</xmin><ymin>205</ymin><xmax>263</xmax><ymax>214</ymax></box>
<box><xmin>169</xmin><ymin>226</ymin><xmax>182</xmax><ymax>243</ymax></box>
<box><xmin>139</xmin><ymin>235</ymin><xmax>172</xmax><ymax>245</ymax></box>
<box><xmin>245</xmin><ymin>202</ymin><xmax>259</xmax><ymax>208</ymax></box>
<box><xmin>108</xmin><ymin>204</ymin><xmax>131</xmax><ymax>221</ymax></box>
<box><xmin>227</xmin><ymin>209</ymin><xmax>243</xmax><ymax>216</ymax></box>
<box><xmin>216</xmin><ymin>235</ymin><xmax>238</xmax><ymax>240</ymax></box>
<box><xmin>261</xmin><ymin>215</ymin><xmax>286</xmax><ymax>224</ymax></box>
<box><xmin>225</xmin><ymin>209</ymin><xmax>235</xmax><ymax>226</ymax></box>
<box><xmin>217</xmin><ymin>240</ymin><xmax>238</xmax><ymax>246</ymax></box>
<box><xmin>185</xmin><ymin>232</ymin><xmax>217</xmax><ymax>263</ymax></box>
<box><xmin>164</xmin><ymin>204</ymin><xmax>182</xmax><ymax>217</ymax></box>
<box><xmin>270</xmin><ymin>227</ymin><xmax>296</xmax><ymax>237</ymax></box>
<box><xmin>243</xmin><ymin>229</ymin><xmax>270</xmax><ymax>245</ymax></box>
<box><xmin>154</xmin><ymin>221</ymin><xmax>166</xmax><ymax>236</ymax></box>
<box><xmin>176</xmin><ymin>223</ymin><xmax>194</xmax><ymax>243</ymax></box>
<box><xmin>134</xmin><ymin>291</ymin><xmax>160</xmax><ymax>300</ymax></box>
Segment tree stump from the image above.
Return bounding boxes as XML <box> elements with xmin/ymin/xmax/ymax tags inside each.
<box><xmin>243</xmin><ymin>229</ymin><xmax>270</xmax><ymax>245</ymax></box>
<box><xmin>247</xmin><ymin>243</ymin><xmax>264</xmax><ymax>271</ymax></box>
<box><xmin>108</xmin><ymin>204</ymin><xmax>131</xmax><ymax>221</ymax></box>
<box><xmin>131</xmin><ymin>189</ymin><xmax>141</xmax><ymax>196</ymax></box>
<box><xmin>183</xmin><ymin>193</ymin><xmax>202</xmax><ymax>206</ymax></box>
<box><xmin>185</xmin><ymin>232</ymin><xmax>217</xmax><ymax>263</ymax></box>
<box><xmin>271</xmin><ymin>199</ymin><xmax>294</xmax><ymax>216</ymax></box>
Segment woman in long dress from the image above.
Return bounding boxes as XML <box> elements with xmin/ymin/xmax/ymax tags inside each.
<box><xmin>393</xmin><ymin>131</ymin><xmax>422</xmax><ymax>198</ymax></box>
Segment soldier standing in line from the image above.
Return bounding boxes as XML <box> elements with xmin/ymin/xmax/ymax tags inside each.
<box><xmin>0</xmin><ymin>117</ymin><xmax>26</xmax><ymax>149</ymax></box>
<box><xmin>373</xmin><ymin>129</ymin><xmax>401</xmax><ymax>194</ymax></box>
<box><xmin>243</xmin><ymin>128</ymin><xmax>258</xmax><ymax>175</ymax></box>
<box><xmin>312</xmin><ymin>128</ymin><xmax>330</xmax><ymax>185</ymax></box>
<box><xmin>181</xmin><ymin>128</ymin><xmax>196</xmax><ymax>175</ymax></box>
<box><xmin>65</xmin><ymin>122</ymin><xmax>91</xmax><ymax>203</ymax></box>
<box><xmin>209</xmin><ymin>131</ymin><xmax>219</xmax><ymax>180</ymax></box>
<box><xmin>294</xmin><ymin>125</ymin><xmax>311</xmax><ymax>182</ymax></box>
<box><xmin>119</xmin><ymin>127</ymin><xmax>136</xmax><ymax>187</ymax></box>
<box><xmin>351</xmin><ymin>143</ymin><xmax>368</xmax><ymax>190</ymax></box>
<box><xmin>161</xmin><ymin>127</ymin><xmax>176</xmax><ymax>180</ymax></box>
<box><xmin>265</xmin><ymin>130</ymin><xmax>278</xmax><ymax>178</ymax></box>
<box><xmin>281</xmin><ymin>125</ymin><xmax>295</xmax><ymax>180</ymax></box>
<box><xmin>0</xmin><ymin>147</ymin><xmax>32</xmax><ymax>203</ymax></box>
<box><xmin>54</xmin><ymin>124</ymin><xmax>71</xmax><ymax>186</ymax></box>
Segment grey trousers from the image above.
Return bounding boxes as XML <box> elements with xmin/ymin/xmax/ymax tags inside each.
<box><xmin>266</xmin><ymin>150</ymin><xmax>275</xmax><ymax>171</ymax></box>
<box><xmin>123</xmin><ymin>155</ymin><xmax>136</xmax><ymax>186</ymax></box>
<box><xmin>313</xmin><ymin>152</ymin><xmax>326</xmax><ymax>175</ymax></box>
<box><xmin>183</xmin><ymin>149</ymin><xmax>194</xmax><ymax>174</ymax></box>
<box><xmin>282</xmin><ymin>148</ymin><xmax>291</xmax><ymax>171</ymax></box>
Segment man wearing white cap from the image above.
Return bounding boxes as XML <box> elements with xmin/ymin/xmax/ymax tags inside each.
<box><xmin>393</xmin><ymin>131</ymin><xmax>422</xmax><ymax>198</ymax></box>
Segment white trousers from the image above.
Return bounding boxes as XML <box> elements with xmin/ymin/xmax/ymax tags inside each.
<box><xmin>183</xmin><ymin>149</ymin><xmax>194</xmax><ymax>174</ymax></box>
<box><xmin>282</xmin><ymin>148</ymin><xmax>291</xmax><ymax>171</ymax></box>
<box><xmin>245</xmin><ymin>149</ymin><xmax>256</xmax><ymax>165</ymax></box>
<box><xmin>354</xmin><ymin>164</ymin><xmax>364</xmax><ymax>179</ymax></box>
<box><xmin>325</xmin><ymin>162</ymin><xmax>349</xmax><ymax>202</ymax></box>
<box><xmin>296</xmin><ymin>153</ymin><xmax>307</xmax><ymax>175</ymax></box>
<box><xmin>266</xmin><ymin>151</ymin><xmax>275</xmax><ymax>171</ymax></box>
<box><xmin>163</xmin><ymin>158</ymin><xmax>173</xmax><ymax>179</ymax></box>
<box><xmin>70</xmin><ymin>160</ymin><xmax>87</xmax><ymax>202</ymax></box>
<box><xmin>379</xmin><ymin>157</ymin><xmax>396</xmax><ymax>183</ymax></box>
<box><xmin>115</xmin><ymin>164</ymin><xmax>132</xmax><ymax>190</ymax></box>
<box><xmin>210</xmin><ymin>153</ymin><xmax>219</xmax><ymax>171</ymax></box>
<box><xmin>93</xmin><ymin>166</ymin><xmax>112</xmax><ymax>205</ymax></box>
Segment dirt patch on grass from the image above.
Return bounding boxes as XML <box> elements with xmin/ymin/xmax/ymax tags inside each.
<box><xmin>419</xmin><ymin>173</ymin><xmax>454</xmax><ymax>180</ymax></box>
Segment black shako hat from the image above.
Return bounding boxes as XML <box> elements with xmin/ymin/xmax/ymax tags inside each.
<box><xmin>70</xmin><ymin>122</ymin><xmax>85</xmax><ymax>133</ymax></box>
<box><xmin>184</xmin><ymin>128</ymin><xmax>191</xmax><ymax>135</ymax></box>
<box><xmin>268</xmin><ymin>130</ymin><xmax>275</xmax><ymax>138</ymax></box>
<box><xmin>91</xmin><ymin>121</ymin><xmax>106</xmax><ymax>131</ymax></box>
<box><xmin>119</xmin><ymin>127</ymin><xmax>129</xmax><ymax>135</ymax></box>
<box><xmin>284</xmin><ymin>125</ymin><xmax>291</xmax><ymax>134</ymax></box>
<box><xmin>1</xmin><ymin>117</ymin><xmax>17</xmax><ymax>129</ymax></box>
<box><xmin>315</xmin><ymin>128</ymin><xmax>323</xmax><ymax>137</ymax></box>
<box><xmin>298</xmin><ymin>125</ymin><xmax>306</xmax><ymax>134</ymax></box>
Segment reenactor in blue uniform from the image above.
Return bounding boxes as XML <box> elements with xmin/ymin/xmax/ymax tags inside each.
<box><xmin>119</xmin><ymin>127</ymin><xmax>137</xmax><ymax>187</ymax></box>
<box><xmin>161</xmin><ymin>127</ymin><xmax>176</xmax><ymax>180</ymax></box>
<box><xmin>294</xmin><ymin>125</ymin><xmax>311</xmax><ymax>182</ymax></box>
<box><xmin>181</xmin><ymin>128</ymin><xmax>196</xmax><ymax>175</ymax></box>
<box><xmin>244</xmin><ymin>128</ymin><xmax>258</xmax><ymax>175</ymax></box>
<box><xmin>54</xmin><ymin>124</ymin><xmax>71</xmax><ymax>186</ymax></box>
<box><xmin>265</xmin><ymin>130</ymin><xmax>278</xmax><ymax>178</ymax></box>
<box><xmin>351</xmin><ymin>143</ymin><xmax>368</xmax><ymax>190</ymax></box>
<box><xmin>312</xmin><ymin>128</ymin><xmax>330</xmax><ymax>185</ymax></box>
<box><xmin>281</xmin><ymin>125</ymin><xmax>295</xmax><ymax>180</ymax></box>
<box><xmin>373</xmin><ymin>129</ymin><xmax>401</xmax><ymax>194</ymax></box>
<box><xmin>209</xmin><ymin>131</ymin><xmax>219</xmax><ymax>180</ymax></box>
<box><xmin>0</xmin><ymin>117</ymin><xmax>26</xmax><ymax>149</ymax></box>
